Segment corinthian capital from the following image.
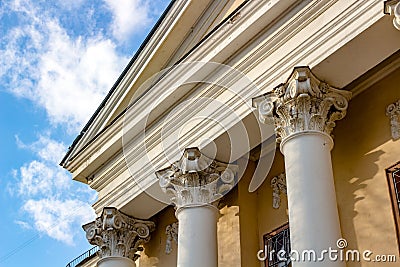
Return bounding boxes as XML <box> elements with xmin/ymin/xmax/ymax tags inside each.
<box><xmin>82</xmin><ymin>207</ymin><xmax>155</xmax><ymax>261</ymax></box>
<box><xmin>156</xmin><ymin>147</ymin><xmax>238</xmax><ymax>208</ymax></box>
<box><xmin>252</xmin><ymin>66</ymin><xmax>352</xmax><ymax>142</ymax></box>
<box><xmin>384</xmin><ymin>0</ymin><xmax>400</xmax><ymax>30</ymax></box>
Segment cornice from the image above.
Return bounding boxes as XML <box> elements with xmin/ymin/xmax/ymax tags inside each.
<box><xmin>68</xmin><ymin>0</ymin><xmax>392</xmax><ymax>216</ymax></box>
<box><xmin>64</xmin><ymin>0</ymin><xmax>298</xmax><ymax>175</ymax></box>
<box><xmin>65</xmin><ymin>0</ymin><xmax>197</xmax><ymax>165</ymax></box>
<box><xmin>348</xmin><ymin>53</ymin><xmax>400</xmax><ymax>97</ymax></box>
<box><xmin>68</xmin><ymin>0</ymin><xmax>315</xmax><ymax>178</ymax></box>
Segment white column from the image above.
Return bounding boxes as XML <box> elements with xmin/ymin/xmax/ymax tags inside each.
<box><xmin>97</xmin><ymin>257</ymin><xmax>135</xmax><ymax>267</ymax></box>
<box><xmin>282</xmin><ymin>132</ymin><xmax>342</xmax><ymax>265</ymax></box>
<box><xmin>253</xmin><ymin>66</ymin><xmax>351</xmax><ymax>266</ymax></box>
<box><xmin>156</xmin><ymin>147</ymin><xmax>237</xmax><ymax>267</ymax></box>
<box><xmin>176</xmin><ymin>205</ymin><xmax>218</xmax><ymax>267</ymax></box>
<box><xmin>82</xmin><ymin>207</ymin><xmax>155</xmax><ymax>267</ymax></box>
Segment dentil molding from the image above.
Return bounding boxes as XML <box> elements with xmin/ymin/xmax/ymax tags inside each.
<box><xmin>253</xmin><ymin>66</ymin><xmax>352</xmax><ymax>143</ymax></box>
<box><xmin>156</xmin><ymin>147</ymin><xmax>238</xmax><ymax>208</ymax></box>
<box><xmin>82</xmin><ymin>207</ymin><xmax>155</xmax><ymax>261</ymax></box>
<box><xmin>387</xmin><ymin>99</ymin><xmax>400</xmax><ymax>140</ymax></box>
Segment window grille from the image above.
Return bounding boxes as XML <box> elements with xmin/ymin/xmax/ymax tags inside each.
<box><xmin>386</xmin><ymin>161</ymin><xmax>400</xmax><ymax>251</ymax></box>
<box><xmin>263</xmin><ymin>223</ymin><xmax>291</xmax><ymax>267</ymax></box>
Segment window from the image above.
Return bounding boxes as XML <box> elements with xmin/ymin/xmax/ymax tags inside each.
<box><xmin>386</xmin><ymin>161</ymin><xmax>400</xmax><ymax>250</ymax></box>
<box><xmin>263</xmin><ymin>223</ymin><xmax>291</xmax><ymax>267</ymax></box>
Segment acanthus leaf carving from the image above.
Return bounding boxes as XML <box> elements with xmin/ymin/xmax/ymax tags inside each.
<box><xmin>82</xmin><ymin>207</ymin><xmax>155</xmax><ymax>261</ymax></box>
<box><xmin>253</xmin><ymin>66</ymin><xmax>352</xmax><ymax>142</ymax></box>
<box><xmin>156</xmin><ymin>147</ymin><xmax>238</xmax><ymax>208</ymax></box>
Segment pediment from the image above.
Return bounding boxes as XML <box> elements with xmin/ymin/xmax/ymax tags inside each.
<box><xmin>61</xmin><ymin>0</ymin><xmax>246</xmax><ymax>170</ymax></box>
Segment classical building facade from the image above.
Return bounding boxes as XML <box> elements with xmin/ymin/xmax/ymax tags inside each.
<box><xmin>62</xmin><ymin>0</ymin><xmax>400</xmax><ymax>266</ymax></box>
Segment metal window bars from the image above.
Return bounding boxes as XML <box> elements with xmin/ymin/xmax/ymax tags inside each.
<box><xmin>264</xmin><ymin>224</ymin><xmax>291</xmax><ymax>267</ymax></box>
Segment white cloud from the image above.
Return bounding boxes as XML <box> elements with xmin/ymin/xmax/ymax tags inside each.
<box><xmin>13</xmin><ymin>135</ymin><xmax>97</xmax><ymax>245</ymax></box>
<box><xmin>1</xmin><ymin>1</ymin><xmax>130</xmax><ymax>133</ymax></box>
<box><xmin>22</xmin><ymin>198</ymin><xmax>95</xmax><ymax>245</ymax></box>
<box><xmin>103</xmin><ymin>0</ymin><xmax>151</xmax><ymax>41</ymax></box>
<box><xmin>55</xmin><ymin>0</ymin><xmax>85</xmax><ymax>10</ymax></box>
<box><xmin>1</xmin><ymin>0</ymin><xmax>163</xmax><ymax>246</ymax></box>
<box><xmin>16</xmin><ymin>134</ymin><xmax>66</xmax><ymax>164</ymax></box>
<box><xmin>33</xmin><ymin>21</ymin><xmax>127</xmax><ymax>132</ymax></box>
<box><xmin>15</xmin><ymin>135</ymin><xmax>70</xmax><ymax>196</ymax></box>
<box><xmin>18</xmin><ymin>160</ymin><xmax>69</xmax><ymax>196</ymax></box>
<box><xmin>14</xmin><ymin>220</ymin><xmax>32</xmax><ymax>230</ymax></box>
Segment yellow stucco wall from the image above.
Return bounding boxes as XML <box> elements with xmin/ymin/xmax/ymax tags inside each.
<box><xmin>139</xmin><ymin>206</ymin><xmax>178</xmax><ymax>267</ymax></box>
<box><xmin>217</xmin><ymin>187</ymin><xmax>241</xmax><ymax>266</ymax></box>
<box><xmin>139</xmin><ymin>68</ymin><xmax>400</xmax><ymax>266</ymax></box>
<box><xmin>237</xmin><ymin>160</ymin><xmax>260</xmax><ymax>267</ymax></box>
<box><xmin>332</xmin><ymin>68</ymin><xmax>400</xmax><ymax>266</ymax></box>
<box><xmin>235</xmin><ymin>67</ymin><xmax>400</xmax><ymax>266</ymax></box>
<box><xmin>237</xmin><ymin>153</ymin><xmax>289</xmax><ymax>267</ymax></box>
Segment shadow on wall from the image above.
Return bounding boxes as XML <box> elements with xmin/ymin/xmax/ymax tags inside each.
<box><xmin>139</xmin><ymin>206</ymin><xmax>177</xmax><ymax>267</ymax></box>
<box><xmin>332</xmin><ymin>67</ymin><xmax>400</xmax><ymax>266</ymax></box>
<box><xmin>216</xmin><ymin>187</ymin><xmax>241</xmax><ymax>267</ymax></box>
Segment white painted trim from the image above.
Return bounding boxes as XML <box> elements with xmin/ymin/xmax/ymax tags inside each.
<box><xmin>65</xmin><ymin>0</ymin><xmax>398</xmax><ymax>217</ymax></box>
<box><xmin>350</xmin><ymin>56</ymin><xmax>400</xmax><ymax>97</ymax></box>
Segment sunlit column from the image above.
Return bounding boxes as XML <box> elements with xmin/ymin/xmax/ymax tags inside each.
<box><xmin>253</xmin><ymin>66</ymin><xmax>351</xmax><ymax>266</ymax></box>
<box><xmin>156</xmin><ymin>147</ymin><xmax>237</xmax><ymax>267</ymax></box>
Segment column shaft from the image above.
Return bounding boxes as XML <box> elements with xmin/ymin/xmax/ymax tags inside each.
<box><xmin>253</xmin><ymin>66</ymin><xmax>352</xmax><ymax>266</ymax></box>
<box><xmin>282</xmin><ymin>132</ymin><xmax>344</xmax><ymax>266</ymax></box>
<box><xmin>176</xmin><ymin>205</ymin><xmax>218</xmax><ymax>267</ymax></box>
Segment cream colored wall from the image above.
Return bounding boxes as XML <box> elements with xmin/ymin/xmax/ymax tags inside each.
<box><xmin>256</xmin><ymin>152</ymin><xmax>288</xmax><ymax>244</ymax></box>
<box><xmin>332</xmin><ymin>67</ymin><xmax>400</xmax><ymax>266</ymax></box>
<box><xmin>139</xmin><ymin>206</ymin><xmax>178</xmax><ymax>267</ymax></box>
<box><xmin>218</xmin><ymin>187</ymin><xmax>241</xmax><ymax>266</ymax></box>
<box><xmin>238</xmin><ymin>160</ymin><xmax>260</xmax><ymax>267</ymax></box>
<box><xmin>235</xmin><ymin>67</ymin><xmax>400</xmax><ymax>267</ymax></box>
<box><xmin>237</xmin><ymin>155</ymin><xmax>289</xmax><ymax>267</ymax></box>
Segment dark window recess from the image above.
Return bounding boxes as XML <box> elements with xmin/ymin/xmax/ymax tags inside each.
<box><xmin>386</xmin><ymin>161</ymin><xmax>400</xmax><ymax>251</ymax></box>
<box><xmin>263</xmin><ymin>223</ymin><xmax>291</xmax><ymax>267</ymax></box>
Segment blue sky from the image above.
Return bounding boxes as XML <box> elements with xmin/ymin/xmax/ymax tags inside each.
<box><xmin>0</xmin><ymin>0</ymin><xmax>170</xmax><ymax>266</ymax></box>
